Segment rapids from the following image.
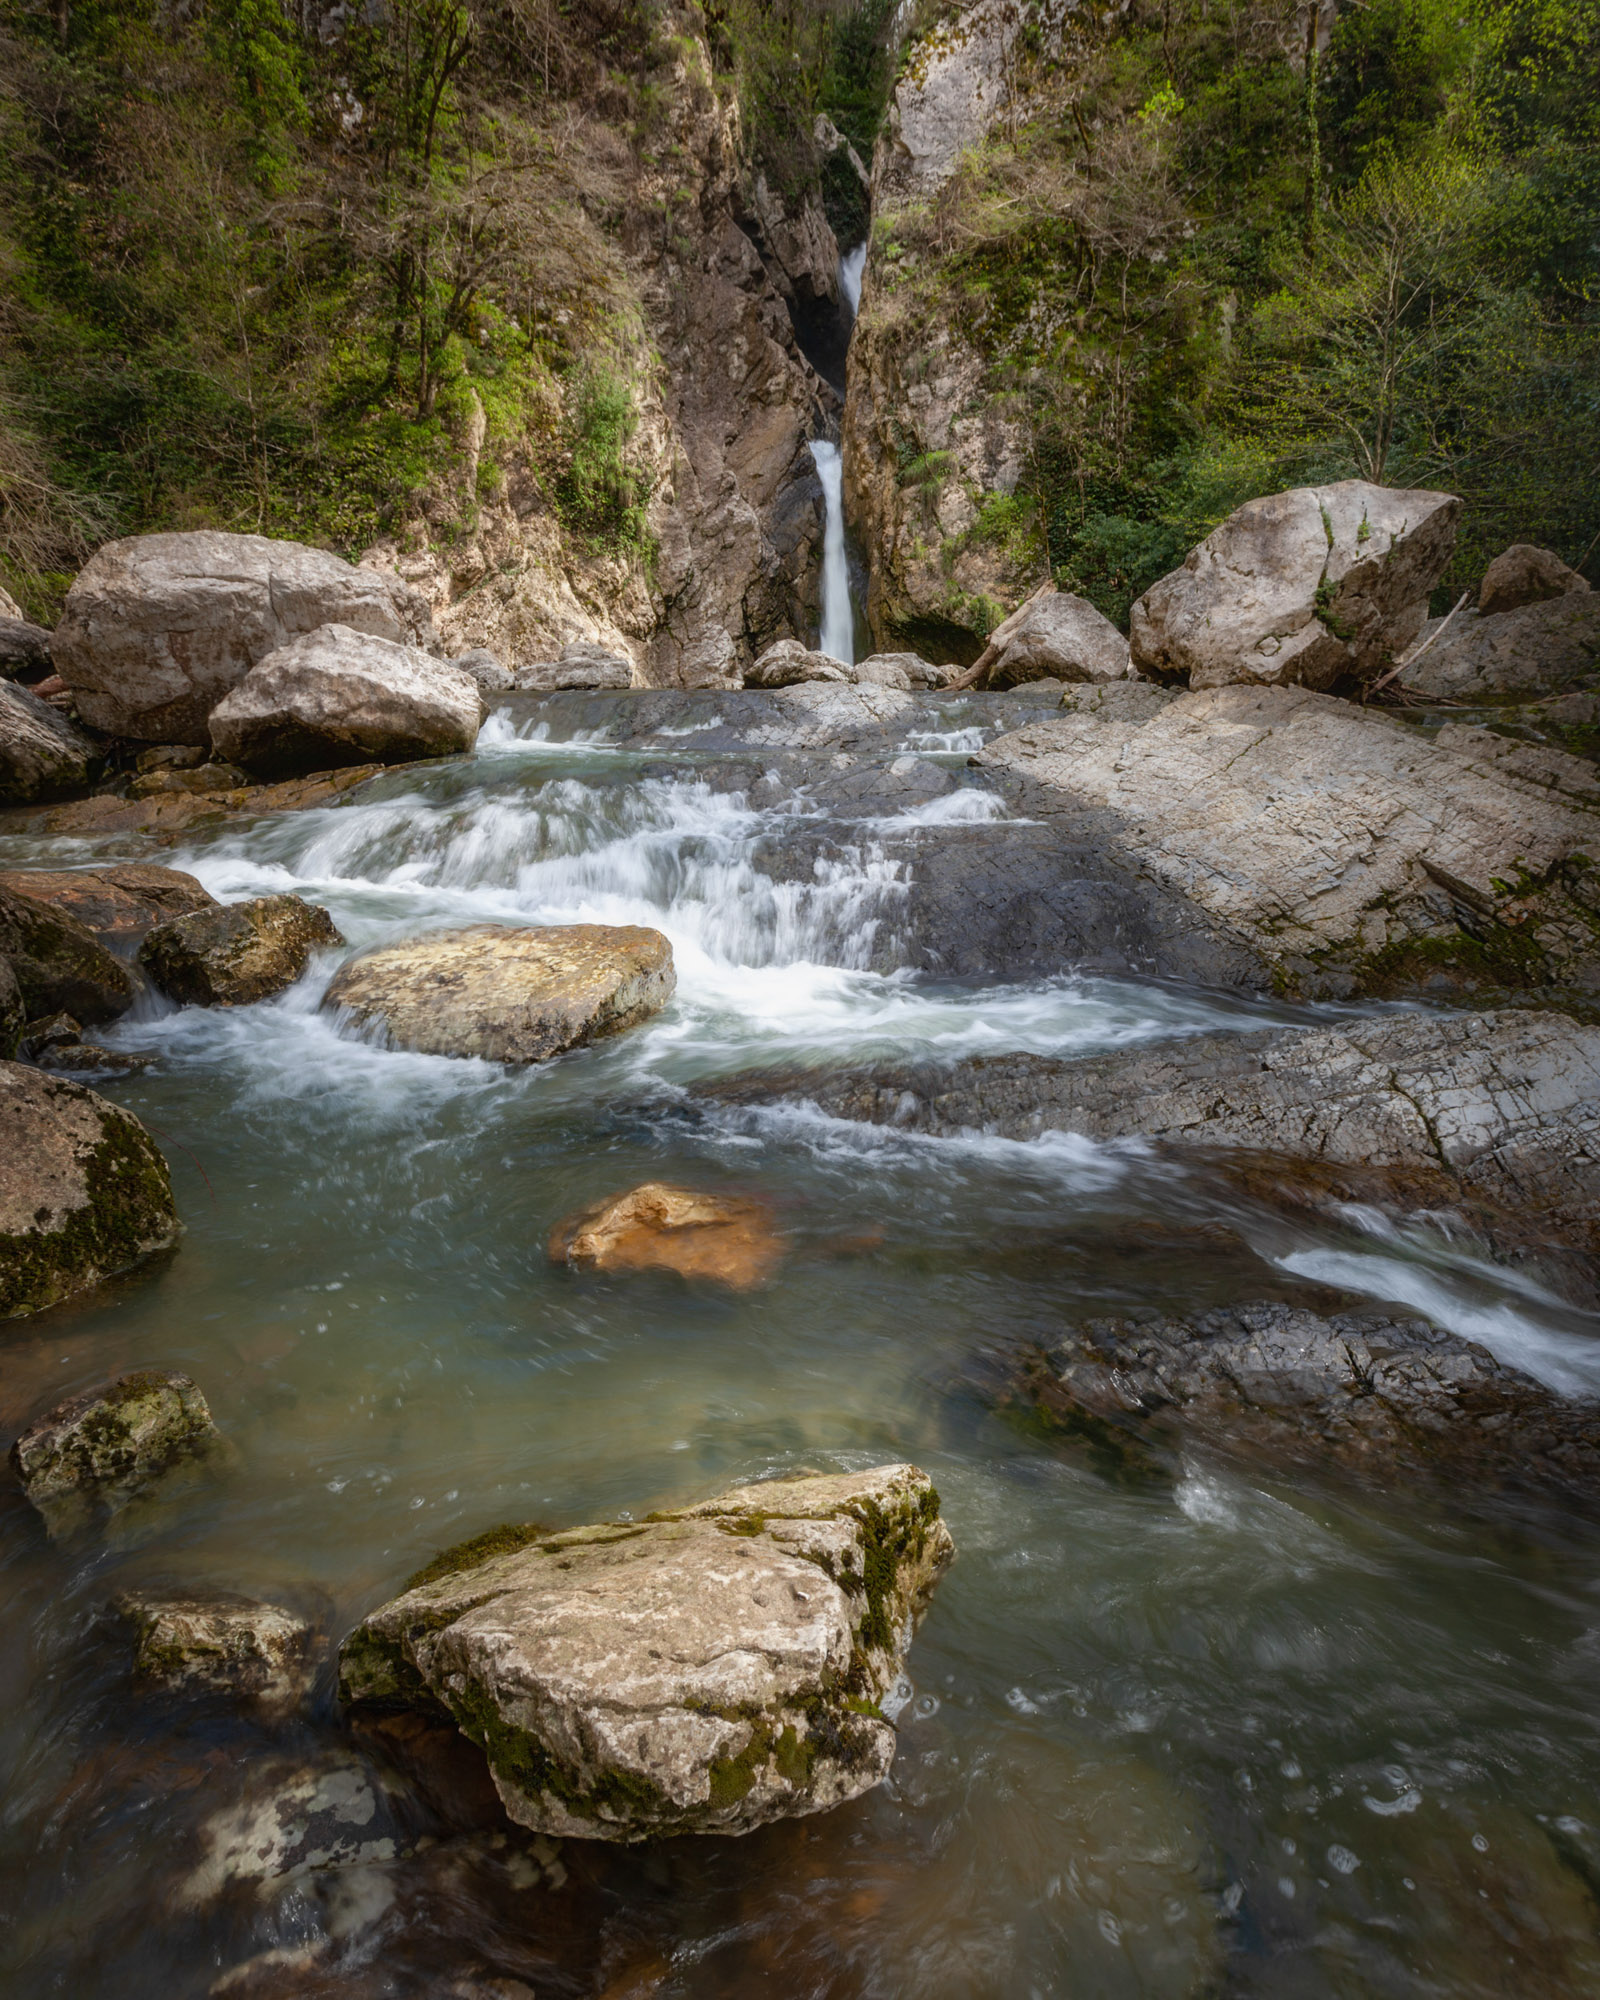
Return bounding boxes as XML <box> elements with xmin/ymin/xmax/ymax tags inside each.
<box><xmin>3</xmin><ymin>695</ymin><xmax>1600</xmax><ymax>1997</ymax></box>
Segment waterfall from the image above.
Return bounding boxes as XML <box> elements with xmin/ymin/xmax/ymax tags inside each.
<box><xmin>809</xmin><ymin>439</ymin><xmax>854</xmax><ymax>666</ymax></box>
<box><xmin>840</xmin><ymin>242</ymin><xmax>867</xmax><ymax>317</ymax></box>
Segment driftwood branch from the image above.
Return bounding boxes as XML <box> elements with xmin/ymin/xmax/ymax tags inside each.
<box><xmin>1367</xmin><ymin>588</ymin><xmax>1470</xmax><ymax>697</ymax></box>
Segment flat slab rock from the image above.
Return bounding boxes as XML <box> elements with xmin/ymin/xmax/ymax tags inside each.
<box><xmin>550</xmin><ymin>1181</ymin><xmax>784</xmax><ymax>1288</ymax></box>
<box><xmin>323</xmin><ymin>923</ymin><xmax>675</xmax><ymax>1063</ymax></box>
<box><xmin>0</xmin><ymin>864</ymin><xmax>217</xmax><ymax>952</ymax></box>
<box><xmin>1019</xmin><ymin>1302</ymin><xmax>1600</xmax><ymax>1499</ymax></box>
<box><xmin>339</xmin><ymin>1465</ymin><xmax>955</xmax><ymax>1841</ymax></box>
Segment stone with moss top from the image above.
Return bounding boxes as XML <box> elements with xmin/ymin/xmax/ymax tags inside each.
<box><xmin>338</xmin><ymin>1464</ymin><xmax>955</xmax><ymax>1842</ymax></box>
<box><xmin>11</xmin><ymin>1368</ymin><xmax>227</xmax><ymax>1538</ymax></box>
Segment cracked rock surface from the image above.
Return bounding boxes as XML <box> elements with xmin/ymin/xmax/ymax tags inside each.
<box><xmin>338</xmin><ymin>1465</ymin><xmax>954</xmax><ymax>1842</ymax></box>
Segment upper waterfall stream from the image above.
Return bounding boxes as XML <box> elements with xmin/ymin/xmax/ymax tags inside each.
<box><xmin>3</xmin><ymin>694</ymin><xmax>1600</xmax><ymax>1998</ymax></box>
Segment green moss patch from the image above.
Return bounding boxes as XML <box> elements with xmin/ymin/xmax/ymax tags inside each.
<box><xmin>404</xmin><ymin>1521</ymin><xmax>547</xmax><ymax>1592</ymax></box>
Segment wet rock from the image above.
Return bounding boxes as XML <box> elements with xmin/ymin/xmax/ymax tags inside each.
<box><xmin>0</xmin><ymin>863</ymin><xmax>217</xmax><ymax>953</ymax></box>
<box><xmin>1130</xmin><ymin>481</ymin><xmax>1460</xmax><ymax>690</ymax></box>
<box><xmin>0</xmin><ymin>613</ymin><xmax>54</xmax><ymax>679</ymax></box>
<box><xmin>117</xmin><ymin>1588</ymin><xmax>316</xmax><ymax>1712</ymax></box>
<box><xmin>323</xmin><ymin>923</ymin><xmax>674</xmax><ymax>1063</ymax></box>
<box><xmin>1400</xmin><ymin>592</ymin><xmax>1600</xmax><ymax>702</ymax></box>
<box><xmin>550</xmin><ymin>1182</ymin><xmax>785</xmax><ymax>1288</ymax></box>
<box><xmin>977</xmin><ymin>682</ymin><xmax>1600</xmax><ymax>997</ymax></box>
<box><xmin>129</xmin><ymin>760</ymin><xmax>252</xmax><ymax>797</ymax></box>
<box><xmin>18</xmin><ymin>1011</ymin><xmax>151</xmax><ymax>1076</ymax></box>
<box><xmin>0</xmin><ymin>679</ymin><xmax>98</xmax><ymax>803</ymax></box>
<box><xmin>208</xmin><ymin>623</ymin><xmax>482</xmax><ymax>777</ymax></box>
<box><xmin>450</xmin><ymin>647</ymin><xmax>514</xmax><ymax>696</ymax></box>
<box><xmin>179</xmin><ymin>1752</ymin><xmax>405</xmax><ymax>1906</ymax></box>
<box><xmin>34</xmin><ymin>762</ymin><xmax>400</xmax><ymax>838</ymax></box>
<box><xmin>140</xmin><ymin>893</ymin><xmax>343</xmax><ymax>1007</ymax></box>
<box><xmin>1479</xmin><ymin>543</ymin><xmax>1590</xmax><ymax>617</ymax></box>
<box><xmin>53</xmin><ymin>530</ymin><xmax>437</xmax><ymax>743</ymax></box>
<box><xmin>0</xmin><ymin>882</ymin><xmax>136</xmax><ymax>1024</ymax></box>
<box><xmin>513</xmin><ymin>643</ymin><xmax>634</xmax><ymax>692</ymax></box>
<box><xmin>744</xmin><ymin>640</ymin><xmax>850</xmax><ymax>687</ymax></box>
<box><xmin>1019</xmin><ymin>1301</ymin><xmax>1600</xmax><ymax>1499</ymax></box>
<box><xmin>11</xmin><ymin>1369</ymin><xmax>220</xmax><ymax>1533</ymax></box>
<box><xmin>971</xmin><ymin>587</ymin><xmax>1130</xmax><ymax>688</ymax></box>
<box><xmin>339</xmin><ymin>1464</ymin><xmax>955</xmax><ymax>1841</ymax></box>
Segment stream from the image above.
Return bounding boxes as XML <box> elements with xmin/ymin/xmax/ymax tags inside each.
<box><xmin>3</xmin><ymin>693</ymin><xmax>1600</xmax><ymax>1997</ymax></box>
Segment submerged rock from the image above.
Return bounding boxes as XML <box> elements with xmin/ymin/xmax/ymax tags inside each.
<box><xmin>179</xmin><ymin>1752</ymin><xmax>404</xmax><ymax>1907</ymax></box>
<box><xmin>11</xmin><ymin>1369</ymin><xmax>221</xmax><ymax>1533</ymax></box>
<box><xmin>0</xmin><ymin>882</ymin><xmax>137</xmax><ymax>1025</ymax></box>
<box><xmin>1479</xmin><ymin>543</ymin><xmax>1590</xmax><ymax>617</ymax></box>
<box><xmin>208</xmin><ymin>623</ymin><xmax>483</xmax><ymax>777</ymax></box>
<box><xmin>0</xmin><ymin>1062</ymin><xmax>177</xmax><ymax>1318</ymax></box>
<box><xmin>323</xmin><ymin>923</ymin><xmax>674</xmax><ymax>1063</ymax></box>
<box><xmin>1018</xmin><ymin>1302</ymin><xmax>1600</xmax><ymax>1499</ymax></box>
<box><xmin>1130</xmin><ymin>480</ymin><xmax>1459</xmax><ymax>690</ymax></box>
<box><xmin>0</xmin><ymin>864</ymin><xmax>217</xmax><ymax>953</ymax></box>
<box><xmin>117</xmin><ymin>1588</ymin><xmax>316</xmax><ymax>1713</ymax></box>
<box><xmin>550</xmin><ymin>1182</ymin><xmax>784</xmax><ymax>1288</ymax></box>
<box><xmin>0</xmin><ymin>680</ymin><xmax>98</xmax><ymax>803</ymax></box>
<box><xmin>18</xmin><ymin>1011</ymin><xmax>151</xmax><ymax>1076</ymax></box>
<box><xmin>139</xmin><ymin>893</ymin><xmax>344</xmax><ymax>1007</ymax></box>
<box><xmin>53</xmin><ymin>531</ymin><xmax>436</xmax><ymax>743</ymax></box>
<box><xmin>339</xmin><ymin>1464</ymin><xmax>955</xmax><ymax>1841</ymax></box>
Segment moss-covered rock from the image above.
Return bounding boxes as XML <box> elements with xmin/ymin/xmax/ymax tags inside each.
<box><xmin>138</xmin><ymin>893</ymin><xmax>343</xmax><ymax>1007</ymax></box>
<box><xmin>116</xmin><ymin>1588</ymin><xmax>317</xmax><ymax>1713</ymax></box>
<box><xmin>0</xmin><ymin>1061</ymin><xmax>180</xmax><ymax>1320</ymax></box>
<box><xmin>339</xmin><ymin>1464</ymin><xmax>955</xmax><ymax>1842</ymax></box>
<box><xmin>10</xmin><ymin>1368</ymin><xmax>222</xmax><ymax>1536</ymax></box>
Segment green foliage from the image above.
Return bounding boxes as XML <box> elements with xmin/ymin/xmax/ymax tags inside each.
<box><xmin>556</xmin><ymin>364</ymin><xmax>651</xmax><ymax>550</ymax></box>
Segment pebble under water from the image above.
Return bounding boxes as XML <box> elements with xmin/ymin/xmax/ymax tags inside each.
<box><xmin>3</xmin><ymin>695</ymin><xmax>1600</xmax><ymax>1998</ymax></box>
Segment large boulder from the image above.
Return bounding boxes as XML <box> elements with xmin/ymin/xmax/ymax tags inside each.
<box><xmin>338</xmin><ymin>1464</ymin><xmax>955</xmax><ymax>1841</ymax></box>
<box><xmin>971</xmin><ymin>588</ymin><xmax>1129</xmax><ymax>688</ymax></box>
<box><xmin>1130</xmin><ymin>480</ymin><xmax>1460</xmax><ymax>690</ymax></box>
<box><xmin>550</xmin><ymin>1182</ymin><xmax>785</xmax><ymax>1288</ymax></box>
<box><xmin>323</xmin><ymin>923</ymin><xmax>675</xmax><ymax>1063</ymax></box>
<box><xmin>139</xmin><ymin>894</ymin><xmax>343</xmax><ymax>1007</ymax></box>
<box><xmin>1479</xmin><ymin>544</ymin><xmax>1590</xmax><ymax>617</ymax></box>
<box><xmin>1401</xmin><ymin>593</ymin><xmax>1600</xmax><ymax>702</ymax></box>
<box><xmin>1019</xmin><ymin>1303</ymin><xmax>1600</xmax><ymax>1499</ymax></box>
<box><xmin>744</xmin><ymin>641</ymin><xmax>851</xmax><ymax>688</ymax></box>
<box><xmin>117</xmin><ymin>1588</ymin><xmax>316</xmax><ymax>1713</ymax></box>
<box><xmin>513</xmin><ymin>643</ymin><xmax>634</xmax><ymax>693</ymax></box>
<box><xmin>207</xmin><ymin>624</ymin><xmax>482</xmax><ymax>777</ymax></box>
<box><xmin>0</xmin><ymin>882</ymin><xmax>136</xmax><ymax>1024</ymax></box>
<box><xmin>11</xmin><ymin>1369</ymin><xmax>222</xmax><ymax>1535</ymax></box>
<box><xmin>0</xmin><ymin>1064</ymin><xmax>178</xmax><ymax>1317</ymax></box>
<box><xmin>0</xmin><ymin>864</ymin><xmax>216</xmax><ymax>954</ymax></box>
<box><xmin>53</xmin><ymin>531</ymin><xmax>436</xmax><ymax>743</ymax></box>
<box><xmin>0</xmin><ymin>680</ymin><xmax>98</xmax><ymax>803</ymax></box>
<box><xmin>974</xmin><ymin>682</ymin><xmax>1600</xmax><ymax>996</ymax></box>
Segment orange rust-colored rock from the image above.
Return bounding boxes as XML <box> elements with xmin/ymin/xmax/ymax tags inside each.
<box><xmin>550</xmin><ymin>1182</ymin><xmax>784</xmax><ymax>1289</ymax></box>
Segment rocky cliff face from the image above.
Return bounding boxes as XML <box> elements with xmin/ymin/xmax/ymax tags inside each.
<box><xmin>363</xmin><ymin>31</ymin><xmax>845</xmax><ymax>687</ymax></box>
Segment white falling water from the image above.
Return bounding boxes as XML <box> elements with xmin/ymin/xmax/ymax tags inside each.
<box><xmin>809</xmin><ymin>438</ymin><xmax>855</xmax><ymax>666</ymax></box>
<box><xmin>840</xmin><ymin>241</ymin><xmax>867</xmax><ymax>317</ymax></box>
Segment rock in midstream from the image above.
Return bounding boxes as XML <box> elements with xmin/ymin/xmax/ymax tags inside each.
<box><xmin>139</xmin><ymin>893</ymin><xmax>344</xmax><ymax>1007</ymax></box>
<box><xmin>323</xmin><ymin>923</ymin><xmax>675</xmax><ymax>1063</ymax></box>
<box><xmin>116</xmin><ymin>1588</ymin><xmax>317</xmax><ymax>1714</ymax></box>
<box><xmin>1015</xmin><ymin>1302</ymin><xmax>1600</xmax><ymax>1500</ymax></box>
<box><xmin>0</xmin><ymin>864</ymin><xmax>217</xmax><ymax>954</ymax></box>
<box><xmin>0</xmin><ymin>1063</ymin><xmax>180</xmax><ymax>1320</ymax></box>
<box><xmin>10</xmin><ymin>1369</ymin><xmax>224</xmax><ymax>1535</ymax></box>
<box><xmin>0</xmin><ymin>881</ymin><xmax>137</xmax><ymax>1026</ymax></box>
<box><xmin>550</xmin><ymin>1181</ymin><xmax>785</xmax><ymax>1288</ymax></box>
<box><xmin>339</xmin><ymin>1465</ymin><xmax>955</xmax><ymax>1841</ymax></box>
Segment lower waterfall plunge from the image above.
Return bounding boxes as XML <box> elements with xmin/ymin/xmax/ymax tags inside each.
<box><xmin>809</xmin><ymin>437</ymin><xmax>855</xmax><ymax>666</ymax></box>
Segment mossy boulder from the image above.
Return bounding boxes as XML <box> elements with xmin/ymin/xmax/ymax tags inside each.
<box><xmin>339</xmin><ymin>1464</ymin><xmax>955</xmax><ymax>1842</ymax></box>
<box><xmin>10</xmin><ymin>1368</ymin><xmax>222</xmax><ymax>1537</ymax></box>
<box><xmin>0</xmin><ymin>1062</ymin><xmax>179</xmax><ymax>1319</ymax></box>
<box><xmin>138</xmin><ymin>893</ymin><xmax>344</xmax><ymax>1007</ymax></box>
<box><xmin>116</xmin><ymin>1588</ymin><xmax>316</xmax><ymax>1714</ymax></box>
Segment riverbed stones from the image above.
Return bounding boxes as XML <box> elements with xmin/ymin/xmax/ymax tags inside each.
<box><xmin>977</xmin><ymin>682</ymin><xmax>1600</xmax><ymax>997</ymax></box>
<box><xmin>139</xmin><ymin>894</ymin><xmax>344</xmax><ymax>1007</ymax></box>
<box><xmin>0</xmin><ymin>864</ymin><xmax>217</xmax><ymax>952</ymax></box>
<box><xmin>18</xmin><ymin>1011</ymin><xmax>151</xmax><ymax>1076</ymax></box>
<box><xmin>180</xmin><ymin>1753</ymin><xmax>405</xmax><ymax>1907</ymax></box>
<box><xmin>1479</xmin><ymin>543</ymin><xmax>1590</xmax><ymax>617</ymax></box>
<box><xmin>1019</xmin><ymin>1302</ymin><xmax>1600</xmax><ymax>1499</ymax></box>
<box><xmin>0</xmin><ymin>680</ymin><xmax>98</xmax><ymax>803</ymax></box>
<box><xmin>52</xmin><ymin>531</ymin><xmax>436</xmax><ymax>743</ymax></box>
<box><xmin>117</xmin><ymin>1589</ymin><xmax>316</xmax><ymax>1713</ymax></box>
<box><xmin>550</xmin><ymin>1182</ymin><xmax>784</xmax><ymax>1288</ymax></box>
<box><xmin>1130</xmin><ymin>480</ymin><xmax>1460</xmax><ymax>689</ymax></box>
<box><xmin>11</xmin><ymin>1370</ymin><xmax>219</xmax><ymax>1534</ymax></box>
<box><xmin>323</xmin><ymin>923</ymin><xmax>675</xmax><ymax>1063</ymax></box>
<box><xmin>207</xmin><ymin>624</ymin><xmax>483</xmax><ymax>777</ymax></box>
<box><xmin>0</xmin><ymin>882</ymin><xmax>136</xmax><ymax>1025</ymax></box>
<box><xmin>339</xmin><ymin>1464</ymin><xmax>955</xmax><ymax>1841</ymax></box>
